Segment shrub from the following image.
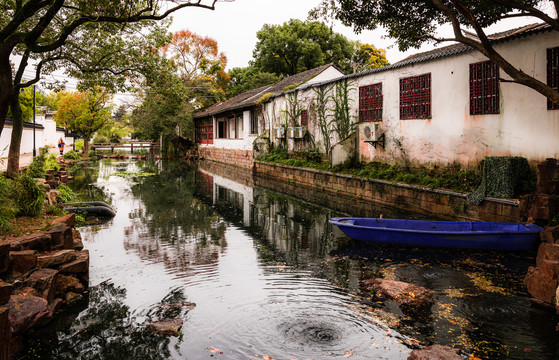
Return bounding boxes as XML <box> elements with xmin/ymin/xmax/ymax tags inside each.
<box><xmin>57</xmin><ymin>184</ymin><xmax>76</xmax><ymax>203</ymax></box>
<box><xmin>0</xmin><ymin>176</ymin><xmax>17</xmax><ymax>233</ymax></box>
<box><xmin>64</xmin><ymin>150</ymin><xmax>82</xmax><ymax>161</ymax></box>
<box><xmin>13</xmin><ymin>175</ymin><xmax>45</xmax><ymax>216</ymax></box>
<box><xmin>74</xmin><ymin>139</ymin><xmax>84</xmax><ymax>151</ymax></box>
<box><xmin>44</xmin><ymin>153</ymin><xmax>60</xmax><ymax>172</ymax></box>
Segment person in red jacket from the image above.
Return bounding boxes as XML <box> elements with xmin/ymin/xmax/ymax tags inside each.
<box><xmin>58</xmin><ymin>137</ymin><xmax>65</xmax><ymax>155</ymax></box>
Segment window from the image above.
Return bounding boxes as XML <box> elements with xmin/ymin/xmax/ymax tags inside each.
<box><xmin>195</xmin><ymin>118</ymin><xmax>213</xmax><ymax>144</ymax></box>
<box><xmin>548</xmin><ymin>47</ymin><xmax>559</xmax><ymax>110</ymax></box>
<box><xmin>250</xmin><ymin>110</ymin><xmax>258</xmax><ymax>134</ymax></box>
<box><xmin>217</xmin><ymin>120</ymin><xmax>226</xmax><ymax>139</ymax></box>
<box><xmin>400</xmin><ymin>73</ymin><xmax>431</xmax><ymax>119</ymax></box>
<box><xmin>470</xmin><ymin>61</ymin><xmax>499</xmax><ymax>114</ymax></box>
<box><xmin>359</xmin><ymin>83</ymin><xmax>383</xmax><ymax>122</ymax></box>
<box><xmin>300</xmin><ymin>110</ymin><xmax>308</xmax><ymax>127</ymax></box>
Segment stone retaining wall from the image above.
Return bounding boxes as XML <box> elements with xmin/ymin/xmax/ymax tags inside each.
<box><xmin>0</xmin><ymin>214</ymin><xmax>88</xmax><ymax>359</ymax></box>
<box><xmin>198</xmin><ymin>160</ymin><xmax>253</xmax><ymax>188</ymax></box>
<box><xmin>254</xmin><ymin>161</ymin><xmax>522</xmax><ymax>222</ymax></box>
<box><xmin>198</xmin><ymin>147</ymin><xmax>253</xmax><ymax>169</ymax></box>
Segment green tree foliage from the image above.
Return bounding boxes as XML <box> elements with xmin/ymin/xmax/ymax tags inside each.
<box><xmin>56</xmin><ymin>88</ymin><xmax>112</xmax><ymax>156</ymax></box>
<box><xmin>227</xmin><ymin>66</ymin><xmax>280</xmax><ymax>98</ymax></box>
<box><xmin>310</xmin><ymin>0</ymin><xmax>559</xmax><ymax>106</ymax></box>
<box><xmin>252</xmin><ymin>19</ymin><xmax>354</xmax><ymax>76</ymax></box>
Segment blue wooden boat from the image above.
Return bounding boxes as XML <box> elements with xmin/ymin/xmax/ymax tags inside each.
<box><xmin>329</xmin><ymin>218</ymin><xmax>543</xmax><ymax>251</ymax></box>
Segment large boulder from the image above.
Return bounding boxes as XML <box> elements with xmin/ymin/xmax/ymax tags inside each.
<box><xmin>59</xmin><ymin>250</ymin><xmax>89</xmax><ymax>275</ymax></box>
<box><xmin>48</xmin><ymin>224</ymin><xmax>73</xmax><ymax>250</ymax></box>
<box><xmin>0</xmin><ymin>241</ymin><xmax>9</xmax><ymax>274</ymax></box>
<box><xmin>9</xmin><ymin>233</ymin><xmax>51</xmax><ymax>252</ymax></box>
<box><xmin>0</xmin><ymin>306</ymin><xmax>11</xmax><ymax>360</ymax></box>
<box><xmin>51</xmin><ymin>213</ymin><xmax>76</xmax><ymax>228</ymax></box>
<box><xmin>7</xmin><ymin>294</ymin><xmax>52</xmax><ymax>334</ymax></box>
<box><xmin>525</xmin><ymin>266</ymin><xmax>558</xmax><ymax>304</ymax></box>
<box><xmin>9</xmin><ymin>250</ymin><xmax>37</xmax><ymax>277</ymax></box>
<box><xmin>22</xmin><ymin>268</ymin><xmax>59</xmax><ymax>303</ymax></box>
<box><xmin>37</xmin><ymin>249</ymin><xmax>78</xmax><ymax>269</ymax></box>
<box><xmin>0</xmin><ymin>281</ymin><xmax>12</xmax><ymax>305</ymax></box>
<box><xmin>408</xmin><ymin>345</ymin><xmax>462</xmax><ymax>360</ymax></box>
<box><xmin>72</xmin><ymin>230</ymin><xmax>83</xmax><ymax>250</ymax></box>
<box><xmin>362</xmin><ymin>278</ymin><xmax>434</xmax><ymax>307</ymax></box>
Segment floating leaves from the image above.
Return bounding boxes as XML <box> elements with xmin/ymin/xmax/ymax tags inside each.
<box><xmin>343</xmin><ymin>349</ymin><xmax>354</xmax><ymax>357</ymax></box>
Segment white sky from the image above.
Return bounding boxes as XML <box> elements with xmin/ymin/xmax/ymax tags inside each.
<box><xmin>168</xmin><ymin>0</ymin><xmax>541</xmax><ymax>70</ymax></box>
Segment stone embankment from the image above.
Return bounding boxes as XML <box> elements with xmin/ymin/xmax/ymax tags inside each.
<box><xmin>0</xmin><ymin>213</ymin><xmax>88</xmax><ymax>359</ymax></box>
<box><xmin>524</xmin><ymin>159</ymin><xmax>559</xmax><ymax>312</ymax></box>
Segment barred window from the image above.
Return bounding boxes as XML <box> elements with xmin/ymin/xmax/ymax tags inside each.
<box><xmin>300</xmin><ymin>110</ymin><xmax>308</xmax><ymax>127</ymax></box>
<box><xmin>195</xmin><ymin>118</ymin><xmax>213</xmax><ymax>144</ymax></box>
<box><xmin>470</xmin><ymin>61</ymin><xmax>500</xmax><ymax>114</ymax></box>
<box><xmin>359</xmin><ymin>83</ymin><xmax>383</xmax><ymax>122</ymax></box>
<box><xmin>400</xmin><ymin>74</ymin><xmax>431</xmax><ymax>119</ymax></box>
<box><xmin>250</xmin><ymin>110</ymin><xmax>258</xmax><ymax>134</ymax></box>
<box><xmin>548</xmin><ymin>47</ymin><xmax>559</xmax><ymax>110</ymax></box>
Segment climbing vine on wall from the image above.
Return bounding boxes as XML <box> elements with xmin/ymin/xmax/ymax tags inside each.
<box><xmin>313</xmin><ymin>85</ymin><xmax>332</xmax><ymax>159</ymax></box>
<box><xmin>330</xmin><ymin>79</ymin><xmax>356</xmax><ymax>141</ymax></box>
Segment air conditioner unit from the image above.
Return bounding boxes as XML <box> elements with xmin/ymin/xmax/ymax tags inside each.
<box><xmin>293</xmin><ymin>127</ymin><xmax>306</xmax><ymax>139</ymax></box>
<box><xmin>287</xmin><ymin>127</ymin><xmax>295</xmax><ymax>138</ymax></box>
<box><xmin>276</xmin><ymin>127</ymin><xmax>286</xmax><ymax>139</ymax></box>
<box><xmin>363</xmin><ymin>124</ymin><xmax>385</xmax><ymax>149</ymax></box>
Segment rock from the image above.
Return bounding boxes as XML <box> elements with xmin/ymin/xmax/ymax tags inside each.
<box><xmin>7</xmin><ymin>294</ymin><xmax>52</xmax><ymax>334</ymax></box>
<box><xmin>72</xmin><ymin>230</ymin><xmax>83</xmax><ymax>250</ymax></box>
<box><xmin>0</xmin><ymin>241</ymin><xmax>9</xmax><ymax>274</ymax></box>
<box><xmin>540</xmin><ymin>225</ymin><xmax>559</xmax><ymax>243</ymax></box>
<box><xmin>34</xmin><ymin>178</ymin><xmax>47</xmax><ymax>186</ymax></box>
<box><xmin>525</xmin><ymin>266</ymin><xmax>558</xmax><ymax>304</ymax></box>
<box><xmin>59</xmin><ymin>250</ymin><xmax>89</xmax><ymax>274</ymax></box>
<box><xmin>0</xmin><ymin>307</ymin><xmax>11</xmax><ymax>359</ymax></box>
<box><xmin>37</xmin><ymin>250</ymin><xmax>78</xmax><ymax>268</ymax></box>
<box><xmin>9</xmin><ymin>233</ymin><xmax>51</xmax><ymax>252</ymax></box>
<box><xmin>51</xmin><ymin>213</ymin><xmax>76</xmax><ymax>228</ymax></box>
<box><xmin>48</xmin><ymin>224</ymin><xmax>74</xmax><ymax>250</ymax></box>
<box><xmin>64</xmin><ymin>292</ymin><xmax>83</xmax><ymax>306</ymax></box>
<box><xmin>0</xmin><ymin>281</ymin><xmax>12</xmax><ymax>305</ymax></box>
<box><xmin>536</xmin><ymin>243</ymin><xmax>559</xmax><ymax>267</ymax></box>
<box><xmin>363</xmin><ymin>278</ymin><xmax>434</xmax><ymax>307</ymax></box>
<box><xmin>9</xmin><ymin>250</ymin><xmax>37</xmax><ymax>277</ymax></box>
<box><xmin>22</xmin><ymin>268</ymin><xmax>59</xmax><ymax>303</ymax></box>
<box><xmin>146</xmin><ymin>319</ymin><xmax>183</xmax><ymax>337</ymax></box>
<box><xmin>46</xmin><ymin>190</ymin><xmax>60</xmax><ymax>205</ymax></box>
<box><xmin>48</xmin><ymin>298</ymin><xmax>64</xmax><ymax>314</ymax></box>
<box><xmin>54</xmin><ymin>275</ymin><xmax>82</xmax><ymax>296</ymax></box>
<box><xmin>408</xmin><ymin>345</ymin><xmax>462</xmax><ymax>360</ymax></box>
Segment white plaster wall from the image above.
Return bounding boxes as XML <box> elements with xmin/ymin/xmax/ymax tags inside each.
<box><xmin>354</xmin><ymin>31</ymin><xmax>559</xmax><ymax>166</ymax></box>
<box><xmin>211</xmin><ymin>110</ymin><xmax>254</xmax><ymax>151</ymax></box>
<box><xmin>210</xmin><ymin>172</ymin><xmax>253</xmax><ymax>226</ymax></box>
<box><xmin>0</xmin><ymin>125</ymin><xmax>46</xmax><ymax>157</ymax></box>
<box><xmin>304</xmin><ymin>66</ymin><xmax>344</xmax><ymax>85</ymax></box>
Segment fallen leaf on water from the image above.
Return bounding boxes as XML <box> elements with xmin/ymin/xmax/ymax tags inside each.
<box><xmin>263</xmin><ymin>356</ymin><xmax>273</xmax><ymax>360</ymax></box>
<box><xmin>468</xmin><ymin>356</ymin><xmax>482</xmax><ymax>360</ymax></box>
<box><xmin>343</xmin><ymin>350</ymin><xmax>354</xmax><ymax>358</ymax></box>
<box><xmin>209</xmin><ymin>347</ymin><xmax>220</xmax><ymax>353</ymax></box>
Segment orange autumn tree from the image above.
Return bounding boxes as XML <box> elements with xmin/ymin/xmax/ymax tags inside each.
<box><xmin>163</xmin><ymin>30</ymin><xmax>230</xmax><ymax>108</ymax></box>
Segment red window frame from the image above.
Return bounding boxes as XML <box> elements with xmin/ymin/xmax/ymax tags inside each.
<box><xmin>548</xmin><ymin>47</ymin><xmax>559</xmax><ymax>110</ymax></box>
<box><xmin>300</xmin><ymin>109</ymin><xmax>308</xmax><ymax>127</ymax></box>
<box><xmin>359</xmin><ymin>83</ymin><xmax>383</xmax><ymax>122</ymax></box>
<box><xmin>470</xmin><ymin>61</ymin><xmax>500</xmax><ymax>115</ymax></box>
<box><xmin>400</xmin><ymin>74</ymin><xmax>431</xmax><ymax>120</ymax></box>
<box><xmin>195</xmin><ymin>118</ymin><xmax>213</xmax><ymax>144</ymax></box>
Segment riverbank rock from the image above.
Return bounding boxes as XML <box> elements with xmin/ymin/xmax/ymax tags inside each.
<box><xmin>0</xmin><ymin>307</ymin><xmax>11</xmax><ymax>359</ymax></box>
<box><xmin>526</xmin><ymin>225</ymin><xmax>559</xmax><ymax>307</ymax></box>
<box><xmin>51</xmin><ymin>213</ymin><xmax>76</xmax><ymax>228</ymax></box>
<box><xmin>0</xmin><ymin>281</ymin><xmax>12</xmax><ymax>305</ymax></box>
<box><xmin>362</xmin><ymin>279</ymin><xmax>434</xmax><ymax>307</ymax></box>
<box><xmin>8</xmin><ymin>293</ymin><xmax>52</xmax><ymax>334</ymax></box>
<box><xmin>9</xmin><ymin>250</ymin><xmax>37</xmax><ymax>277</ymax></box>
<box><xmin>407</xmin><ymin>345</ymin><xmax>462</xmax><ymax>360</ymax></box>
<box><xmin>22</xmin><ymin>268</ymin><xmax>59</xmax><ymax>303</ymax></box>
<box><xmin>146</xmin><ymin>319</ymin><xmax>183</xmax><ymax>337</ymax></box>
<box><xmin>37</xmin><ymin>249</ymin><xmax>78</xmax><ymax>268</ymax></box>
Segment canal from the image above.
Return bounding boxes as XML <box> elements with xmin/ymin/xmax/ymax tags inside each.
<box><xmin>25</xmin><ymin>159</ymin><xmax>557</xmax><ymax>360</ymax></box>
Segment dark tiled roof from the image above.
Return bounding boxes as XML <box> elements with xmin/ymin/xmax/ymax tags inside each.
<box><xmin>195</xmin><ymin>64</ymin><xmax>336</xmax><ymax>118</ymax></box>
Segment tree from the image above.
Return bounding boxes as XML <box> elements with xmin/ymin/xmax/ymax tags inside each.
<box><xmin>352</xmin><ymin>42</ymin><xmax>390</xmax><ymax>72</ymax></box>
<box><xmin>162</xmin><ymin>29</ymin><xmax>230</xmax><ymax>108</ymax></box>
<box><xmin>55</xmin><ymin>88</ymin><xmax>112</xmax><ymax>156</ymax></box>
<box><xmin>226</xmin><ymin>66</ymin><xmax>280</xmax><ymax>98</ymax></box>
<box><xmin>310</xmin><ymin>0</ymin><xmax>559</xmax><ymax>106</ymax></box>
<box><xmin>0</xmin><ymin>0</ymin><xmax>224</xmax><ymax>139</ymax></box>
<box><xmin>252</xmin><ymin>19</ymin><xmax>355</xmax><ymax>76</ymax></box>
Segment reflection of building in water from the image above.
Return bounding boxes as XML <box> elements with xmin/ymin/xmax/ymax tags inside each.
<box><xmin>197</xmin><ymin>168</ymin><xmax>253</xmax><ymax>227</ymax></box>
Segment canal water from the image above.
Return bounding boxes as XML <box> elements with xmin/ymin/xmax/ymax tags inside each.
<box><xmin>25</xmin><ymin>159</ymin><xmax>557</xmax><ymax>360</ymax></box>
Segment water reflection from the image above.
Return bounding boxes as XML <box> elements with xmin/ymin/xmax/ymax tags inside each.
<box><xmin>25</xmin><ymin>159</ymin><xmax>557</xmax><ymax>360</ymax></box>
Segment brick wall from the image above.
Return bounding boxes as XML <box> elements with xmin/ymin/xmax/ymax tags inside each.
<box><xmin>254</xmin><ymin>161</ymin><xmax>522</xmax><ymax>222</ymax></box>
<box><xmin>198</xmin><ymin>147</ymin><xmax>253</xmax><ymax>169</ymax></box>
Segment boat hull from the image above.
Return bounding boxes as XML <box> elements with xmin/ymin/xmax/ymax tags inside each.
<box><xmin>329</xmin><ymin>218</ymin><xmax>543</xmax><ymax>251</ymax></box>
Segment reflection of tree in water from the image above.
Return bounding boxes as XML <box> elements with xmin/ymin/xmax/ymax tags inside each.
<box><xmin>67</xmin><ymin>161</ymin><xmax>112</xmax><ymax>203</ymax></box>
<box><xmin>27</xmin><ymin>281</ymin><xmax>171</xmax><ymax>360</ymax></box>
<box><xmin>124</xmin><ymin>162</ymin><xmax>227</xmax><ymax>271</ymax></box>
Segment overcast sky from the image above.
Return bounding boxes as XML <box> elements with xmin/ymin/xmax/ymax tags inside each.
<box><xmin>168</xmin><ymin>0</ymin><xmax>540</xmax><ymax>70</ymax></box>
